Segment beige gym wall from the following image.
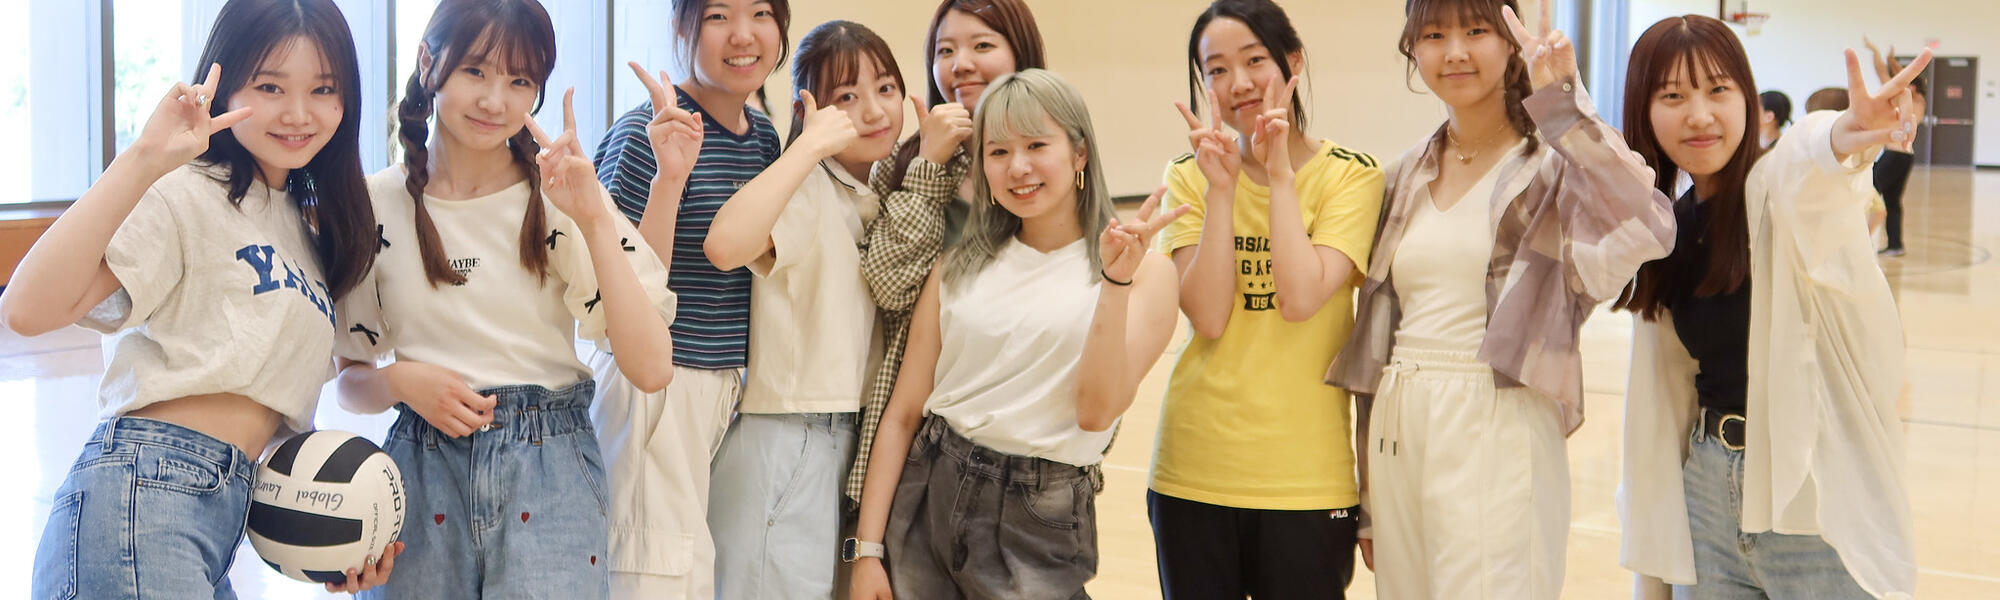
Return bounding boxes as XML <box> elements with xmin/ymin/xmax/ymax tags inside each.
<box><xmin>764</xmin><ymin>0</ymin><xmax>1452</xmax><ymax>198</ymax></box>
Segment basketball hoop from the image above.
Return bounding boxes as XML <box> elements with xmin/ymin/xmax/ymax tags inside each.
<box><xmin>1726</xmin><ymin>12</ymin><xmax>1769</xmax><ymax>36</ymax></box>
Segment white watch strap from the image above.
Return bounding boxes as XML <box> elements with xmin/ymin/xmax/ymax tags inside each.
<box><xmin>853</xmin><ymin>540</ymin><xmax>886</xmax><ymax>558</ymax></box>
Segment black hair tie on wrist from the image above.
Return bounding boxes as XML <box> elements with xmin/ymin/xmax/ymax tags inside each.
<box><xmin>1101</xmin><ymin>269</ymin><xmax>1133</xmax><ymax>286</ymax></box>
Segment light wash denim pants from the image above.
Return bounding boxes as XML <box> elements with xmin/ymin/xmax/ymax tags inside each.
<box><xmin>34</xmin><ymin>417</ymin><xmax>258</xmax><ymax>600</ymax></box>
<box><xmin>361</xmin><ymin>381</ymin><xmax>611</xmax><ymax>600</ymax></box>
<box><xmin>1680</xmin><ymin>427</ymin><xmax>1872</xmax><ymax>599</ymax></box>
<box><xmin>708</xmin><ymin>411</ymin><xmax>856</xmax><ymax>599</ymax></box>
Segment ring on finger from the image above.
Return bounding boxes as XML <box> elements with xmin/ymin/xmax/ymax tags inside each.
<box><xmin>195</xmin><ymin>93</ymin><xmax>208</xmax><ymax>106</ymax></box>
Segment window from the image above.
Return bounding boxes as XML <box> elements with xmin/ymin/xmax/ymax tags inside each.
<box><xmin>112</xmin><ymin>0</ymin><xmax>184</xmax><ymax>156</ymax></box>
<box><xmin>1</xmin><ymin>0</ymin><xmax>32</xmax><ymax>204</ymax></box>
<box><xmin>13</xmin><ymin>0</ymin><xmax>614</xmax><ymax>206</ymax></box>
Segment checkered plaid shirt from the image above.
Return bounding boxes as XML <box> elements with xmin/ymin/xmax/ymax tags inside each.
<box><xmin>846</xmin><ymin>142</ymin><xmax>969</xmax><ymax>505</ymax></box>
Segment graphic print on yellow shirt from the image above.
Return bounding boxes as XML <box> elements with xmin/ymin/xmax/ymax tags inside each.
<box><xmin>1150</xmin><ymin>139</ymin><xmax>1384</xmax><ymax>510</ymax></box>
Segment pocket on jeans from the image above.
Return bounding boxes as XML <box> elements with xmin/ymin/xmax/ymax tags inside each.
<box><xmin>136</xmin><ymin>447</ymin><xmax>226</xmax><ymax>494</ymax></box>
<box><xmin>1012</xmin><ymin>480</ymin><xmax>1082</xmax><ymax>531</ymax></box>
<box><xmin>33</xmin><ymin>490</ymin><xmax>85</xmax><ymax>600</ymax></box>
<box><xmin>568</xmin><ymin>435</ymin><xmax>611</xmax><ymax>516</ymax></box>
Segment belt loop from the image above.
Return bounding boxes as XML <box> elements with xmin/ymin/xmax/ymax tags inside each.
<box><xmin>102</xmin><ymin>417</ymin><xmax>117</xmax><ymax>452</ymax></box>
<box><xmin>527</xmin><ymin>404</ymin><xmax>543</xmax><ymax>446</ymax></box>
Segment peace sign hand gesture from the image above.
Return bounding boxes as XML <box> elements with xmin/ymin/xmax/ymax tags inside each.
<box><xmin>1100</xmin><ymin>186</ymin><xmax>1192</xmax><ymax>284</ymax></box>
<box><xmin>1502</xmin><ymin>0</ymin><xmax>1577</xmax><ymax>91</ymax></box>
<box><xmin>1833</xmin><ymin>47</ymin><xmax>1933</xmax><ymax>157</ymax></box>
<box><xmin>135</xmin><ymin>63</ymin><xmax>255</xmax><ymax>173</ymax></box>
<box><xmin>630</xmin><ymin>62</ymin><xmax>704</xmax><ymax>190</ymax></box>
<box><xmin>524</xmin><ymin>88</ymin><xmax>612</xmax><ymax>228</ymax></box>
<box><xmin>1175</xmin><ymin>88</ymin><xmax>1242</xmax><ymax>190</ymax></box>
<box><xmin>1248</xmin><ymin>75</ymin><xmax>1299</xmax><ymax>180</ymax></box>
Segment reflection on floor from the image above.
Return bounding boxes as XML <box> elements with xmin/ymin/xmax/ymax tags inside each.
<box><xmin>6</xmin><ymin>167</ymin><xmax>1997</xmax><ymax>598</ymax></box>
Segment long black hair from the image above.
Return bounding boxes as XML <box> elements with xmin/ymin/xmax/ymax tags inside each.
<box><xmin>194</xmin><ymin>0</ymin><xmax>374</xmax><ymax>300</ymax></box>
<box><xmin>1615</xmin><ymin>15</ymin><xmax>1761</xmax><ymax>319</ymax></box>
<box><xmin>1187</xmin><ymin>0</ymin><xmax>1310</xmax><ymax>133</ymax></box>
<box><xmin>396</xmin><ymin>0</ymin><xmax>557</xmax><ymax>287</ymax></box>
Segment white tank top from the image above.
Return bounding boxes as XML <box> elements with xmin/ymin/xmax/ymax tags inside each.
<box><xmin>927</xmin><ymin>237</ymin><xmax>1114</xmax><ymax>467</ymax></box>
<box><xmin>1391</xmin><ymin>147</ymin><xmax>1518</xmax><ymax>353</ymax></box>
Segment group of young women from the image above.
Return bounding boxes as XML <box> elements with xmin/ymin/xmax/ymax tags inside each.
<box><xmin>4</xmin><ymin>0</ymin><xmax>1924</xmax><ymax>598</ymax></box>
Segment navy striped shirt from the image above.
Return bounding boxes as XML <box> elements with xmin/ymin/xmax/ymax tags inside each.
<box><xmin>594</xmin><ymin>87</ymin><xmax>781</xmax><ymax>370</ymax></box>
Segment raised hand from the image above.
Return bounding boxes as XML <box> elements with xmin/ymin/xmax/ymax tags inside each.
<box><xmin>136</xmin><ymin>63</ymin><xmax>255</xmax><ymax>171</ymax></box>
<box><xmin>1833</xmin><ymin>47</ymin><xmax>1934</xmax><ymax>157</ymax></box>
<box><xmin>914</xmin><ymin>95</ymin><xmax>974</xmax><ymax>165</ymax></box>
<box><xmin>524</xmin><ymin>88</ymin><xmax>612</xmax><ymax>228</ymax></box>
<box><xmin>1247</xmin><ymin>75</ymin><xmax>1299</xmax><ymax>179</ymax></box>
<box><xmin>795</xmin><ymin>90</ymin><xmax>861</xmax><ymax>160</ymax></box>
<box><xmin>630</xmin><ymin>62</ymin><xmax>704</xmax><ymax>189</ymax></box>
<box><xmin>1100</xmin><ymin>186</ymin><xmax>1191</xmax><ymax>283</ymax></box>
<box><xmin>1502</xmin><ymin>0</ymin><xmax>1577</xmax><ymax>90</ymax></box>
<box><xmin>1175</xmin><ymin>88</ymin><xmax>1242</xmax><ymax>189</ymax></box>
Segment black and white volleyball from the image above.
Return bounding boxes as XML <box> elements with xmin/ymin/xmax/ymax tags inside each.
<box><xmin>248</xmin><ymin>430</ymin><xmax>405</xmax><ymax>584</ymax></box>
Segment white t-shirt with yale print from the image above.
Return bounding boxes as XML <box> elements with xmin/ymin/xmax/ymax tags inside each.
<box><xmin>740</xmin><ymin>161</ymin><xmax>882</xmax><ymax>414</ymax></box>
<box><xmin>81</xmin><ymin>163</ymin><xmax>336</xmax><ymax>433</ymax></box>
<box><xmin>335</xmin><ymin>166</ymin><xmax>675</xmax><ymax>390</ymax></box>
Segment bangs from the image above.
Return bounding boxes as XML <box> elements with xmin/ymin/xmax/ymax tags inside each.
<box><xmin>810</xmin><ymin>45</ymin><xmax>897</xmax><ymax>98</ymax></box>
<box><xmin>1639</xmin><ymin>18</ymin><xmax>1754</xmax><ymax>100</ymax></box>
<box><xmin>1410</xmin><ymin>0</ymin><xmax>1502</xmax><ymax>30</ymax></box>
<box><xmin>458</xmin><ymin>21</ymin><xmax>554</xmax><ymax>83</ymax></box>
<box><xmin>978</xmin><ymin>84</ymin><xmax>1057</xmax><ymax>145</ymax></box>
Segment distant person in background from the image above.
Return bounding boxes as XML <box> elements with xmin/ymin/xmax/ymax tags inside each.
<box><xmin>1805</xmin><ymin>86</ymin><xmax>1849</xmax><ymax>112</ymax></box>
<box><xmin>1758</xmin><ymin>90</ymin><xmax>1791</xmax><ymax>151</ymax></box>
<box><xmin>1865</xmin><ymin>36</ymin><xmax>1928</xmax><ymax>257</ymax></box>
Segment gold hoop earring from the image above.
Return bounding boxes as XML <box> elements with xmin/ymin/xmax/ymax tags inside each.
<box><xmin>1075</xmin><ymin>170</ymin><xmax>1085</xmax><ymax>190</ymax></box>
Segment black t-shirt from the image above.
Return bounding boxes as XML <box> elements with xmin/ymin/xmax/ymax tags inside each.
<box><xmin>1666</xmin><ymin>189</ymin><xmax>1751</xmax><ymax>413</ymax></box>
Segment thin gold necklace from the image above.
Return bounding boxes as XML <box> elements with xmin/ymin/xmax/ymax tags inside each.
<box><xmin>1445</xmin><ymin>121</ymin><xmax>1512</xmax><ymax>164</ymax></box>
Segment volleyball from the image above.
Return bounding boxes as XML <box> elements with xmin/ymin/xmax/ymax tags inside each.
<box><xmin>246</xmin><ymin>430</ymin><xmax>405</xmax><ymax>584</ymax></box>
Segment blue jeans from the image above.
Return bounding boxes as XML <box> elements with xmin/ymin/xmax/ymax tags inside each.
<box><xmin>708</xmin><ymin>412</ymin><xmax>856</xmax><ymax>599</ymax></box>
<box><xmin>1680</xmin><ymin>429</ymin><xmax>1872</xmax><ymax>599</ymax></box>
<box><xmin>33</xmin><ymin>417</ymin><xmax>257</xmax><ymax>600</ymax></box>
<box><xmin>361</xmin><ymin>381</ymin><xmax>611</xmax><ymax>600</ymax></box>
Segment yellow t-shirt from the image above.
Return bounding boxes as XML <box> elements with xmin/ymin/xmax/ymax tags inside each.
<box><xmin>1149</xmin><ymin>139</ymin><xmax>1384</xmax><ymax>510</ymax></box>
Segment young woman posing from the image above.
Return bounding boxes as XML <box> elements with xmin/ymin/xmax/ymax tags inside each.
<box><xmin>1148</xmin><ymin>1</ymin><xmax>1385</xmax><ymax>597</ymax></box>
<box><xmin>588</xmin><ymin>1</ymin><xmax>789</xmax><ymax>597</ymax></box>
<box><xmin>1617</xmin><ymin>15</ymin><xmax>1926</xmax><ymax>600</ymax></box>
<box><xmin>8</xmin><ymin>0</ymin><xmax>394</xmax><ymax>595</ymax></box>
<box><xmin>699</xmin><ymin>20</ymin><xmax>907</xmax><ymax>598</ymax></box>
<box><xmin>333</xmin><ymin>1</ymin><xmax>677</xmax><ymax>597</ymax></box>
<box><xmin>849</xmin><ymin>69</ymin><xmax>1186</xmax><ymax>599</ymax></box>
<box><xmin>844</xmin><ymin>0</ymin><xmax>1050</xmax><ymax>519</ymax></box>
<box><xmin>1324</xmin><ymin>1</ymin><xmax>1675</xmax><ymax>597</ymax></box>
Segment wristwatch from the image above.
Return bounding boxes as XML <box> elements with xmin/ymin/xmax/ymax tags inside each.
<box><xmin>842</xmin><ymin>538</ymin><xmax>885</xmax><ymax>562</ymax></box>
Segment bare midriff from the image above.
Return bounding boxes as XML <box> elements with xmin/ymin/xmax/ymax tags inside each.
<box><xmin>126</xmin><ymin>393</ymin><xmax>283</xmax><ymax>459</ymax></box>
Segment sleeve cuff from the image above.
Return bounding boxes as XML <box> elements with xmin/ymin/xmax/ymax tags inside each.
<box><xmin>1806</xmin><ymin>110</ymin><xmax>1878</xmax><ymax>174</ymax></box>
<box><xmin>1522</xmin><ymin>76</ymin><xmax>1593</xmax><ymax>143</ymax></box>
